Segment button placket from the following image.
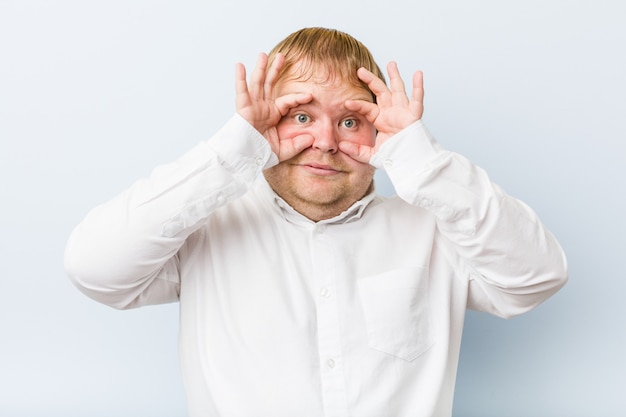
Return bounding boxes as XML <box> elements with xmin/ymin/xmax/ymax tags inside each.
<box><xmin>309</xmin><ymin>227</ymin><xmax>349</xmax><ymax>415</ymax></box>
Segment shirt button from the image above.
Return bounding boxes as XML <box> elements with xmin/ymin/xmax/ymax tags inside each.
<box><xmin>216</xmin><ymin>194</ymin><xmax>226</xmax><ymax>205</ymax></box>
<box><xmin>313</xmin><ymin>224</ymin><xmax>326</xmax><ymax>234</ymax></box>
<box><xmin>320</xmin><ymin>287</ymin><xmax>330</xmax><ymax>298</ymax></box>
<box><xmin>327</xmin><ymin>359</ymin><xmax>336</xmax><ymax>369</ymax></box>
<box><xmin>383</xmin><ymin>158</ymin><xmax>393</xmax><ymax>168</ymax></box>
<box><xmin>255</xmin><ymin>157</ymin><xmax>264</xmax><ymax>166</ymax></box>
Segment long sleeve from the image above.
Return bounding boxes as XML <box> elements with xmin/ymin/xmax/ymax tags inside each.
<box><xmin>64</xmin><ymin>114</ymin><xmax>276</xmax><ymax>309</ymax></box>
<box><xmin>371</xmin><ymin>120</ymin><xmax>568</xmax><ymax>318</ymax></box>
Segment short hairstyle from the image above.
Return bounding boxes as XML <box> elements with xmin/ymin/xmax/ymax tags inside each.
<box><xmin>267</xmin><ymin>27</ymin><xmax>385</xmax><ymax>101</ymax></box>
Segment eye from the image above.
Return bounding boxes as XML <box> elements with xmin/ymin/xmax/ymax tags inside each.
<box><xmin>295</xmin><ymin>113</ymin><xmax>311</xmax><ymax>124</ymax></box>
<box><xmin>342</xmin><ymin>118</ymin><xmax>357</xmax><ymax>129</ymax></box>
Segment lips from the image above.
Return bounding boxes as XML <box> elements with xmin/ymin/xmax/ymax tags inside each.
<box><xmin>300</xmin><ymin>162</ymin><xmax>342</xmax><ymax>176</ymax></box>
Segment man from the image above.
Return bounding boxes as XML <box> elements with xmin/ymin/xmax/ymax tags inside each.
<box><xmin>65</xmin><ymin>27</ymin><xmax>567</xmax><ymax>417</ymax></box>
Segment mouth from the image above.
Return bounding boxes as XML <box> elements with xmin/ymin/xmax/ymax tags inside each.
<box><xmin>300</xmin><ymin>162</ymin><xmax>343</xmax><ymax>176</ymax></box>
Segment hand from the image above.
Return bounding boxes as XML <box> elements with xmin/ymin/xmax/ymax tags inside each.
<box><xmin>235</xmin><ymin>53</ymin><xmax>314</xmax><ymax>161</ymax></box>
<box><xmin>338</xmin><ymin>62</ymin><xmax>424</xmax><ymax>163</ymax></box>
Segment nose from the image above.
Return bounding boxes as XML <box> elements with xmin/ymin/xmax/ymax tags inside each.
<box><xmin>312</xmin><ymin>120</ymin><xmax>338</xmax><ymax>153</ymax></box>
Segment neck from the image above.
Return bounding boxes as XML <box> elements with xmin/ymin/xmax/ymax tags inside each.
<box><xmin>271</xmin><ymin>181</ymin><xmax>375</xmax><ymax>223</ymax></box>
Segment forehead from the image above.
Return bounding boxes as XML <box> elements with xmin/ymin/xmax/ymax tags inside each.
<box><xmin>276</xmin><ymin>76</ymin><xmax>372</xmax><ymax>105</ymax></box>
<box><xmin>275</xmin><ymin>60</ymin><xmax>373</xmax><ymax>102</ymax></box>
<box><xmin>276</xmin><ymin>78</ymin><xmax>368</xmax><ymax>97</ymax></box>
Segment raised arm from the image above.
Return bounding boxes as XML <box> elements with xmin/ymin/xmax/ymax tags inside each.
<box><xmin>65</xmin><ymin>54</ymin><xmax>305</xmax><ymax>309</ymax></box>
<box><xmin>236</xmin><ymin>52</ymin><xmax>315</xmax><ymax>161</ymax></box>
<box><xmin>64</xmin><ymin>114</ymin><xmax>273</xmax><ymax>309</ymax></box>
<box><xmin>342</xmin><ymin>63</ymin><xmax>567</xmax><ymax>317</ymax></box>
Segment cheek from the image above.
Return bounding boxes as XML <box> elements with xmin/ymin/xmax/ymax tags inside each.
<box><xmin>345</xmin><ymin>125</ymin><xmax>376</xmax><ymax>146</ymax></box>
<box><xmin>276</xmin><ymin>122</ymin><xmax>303</xmax><ymax>139</ymax></box>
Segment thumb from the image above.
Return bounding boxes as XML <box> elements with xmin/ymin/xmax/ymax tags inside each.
<box><xmin>275</xmin><ymin>134</ymin><xmax>315</xmax><ymax>161</ymax></box>
<box><xmin>338</xmin><ymin>141</ymin><xmax>373</xmax><ymax>164</ymax></box>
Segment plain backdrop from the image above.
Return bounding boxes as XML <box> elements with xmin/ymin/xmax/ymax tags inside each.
<box><xmin>1</xmin><ymin>0</ymin><xmax>625</xmax><ymax>416</ymax></box>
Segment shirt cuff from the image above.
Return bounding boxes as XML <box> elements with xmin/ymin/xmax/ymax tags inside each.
<box><xmin>370</xmin><ymin>120</ymin><xmax>441</xmax><ymax>172</ymax></box>
<box><xmin>208</xmin><ymin>113</ymin><xmax>278</xmax><ymax>182</ymax></box>
<box><xmin>370</xmin><ymin>120</ymin><xmax>449</xmax><ymax>204</ymax></box>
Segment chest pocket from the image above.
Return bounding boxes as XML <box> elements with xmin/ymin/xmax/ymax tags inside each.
<box><xmin>357</xmin><ymin>267</ymin><xmax>434</xmax><ymax>362</ymax></box>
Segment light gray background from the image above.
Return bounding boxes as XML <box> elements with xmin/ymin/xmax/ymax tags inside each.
<box><xmin>1</xmin><ymin>0</ymin><xmax>624</xmax><ymax>415</ymax></box>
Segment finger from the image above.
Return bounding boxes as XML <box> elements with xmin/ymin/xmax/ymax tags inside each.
<box><xmin>338</xmin><ymin>140</ymin><xmax>374</xmax><ymax>164</ymax></box>
<box><xmin>410</xmin><ymin>70</ymin><xmax>425</xmax><ymax>119</ymax></box>
<box><xmin>249</xmin><ymin>53</ymin><xmax>269</xmax><ymax>98</ymax></box>
<box><xmin>411</xmin><ymin>70</ymin><xmax>424</xmax><ymax>103</ymax></box>
<box><xmin>387</xmin><ymin>61</ymin><xmax>409</xmax><ymax>106</ymax></box>
<box><xmin>344</xmin><ymin>99</ymin><xmax>380</xmax><ymax>123</ymax></box>
<box><xmin>275</xmin><ymin>92</ymin><xmax>313</xmax><ymax>116</ymax></box>
<box><xmin>285</xmin><ymin>134</ymin><xmax>315</xmax><ymax>159</ymax></box>
<box><xmin>356</xmin><ymin>67</ymin><xmax>390</xmax><ymax>103</ymax></box>
<box><xmin>235</xmin><ymin>62</ymin><xmax>247</xmax><ymax>92</ymax></box>
<box><xmin>264</xmin><ymin>53</ymin><xmax>285</xmax><ymax>98</ymax></box>
<box><xmin>235</xmin><ymin>62</ymin><xmax>251</xmax><ymax>109</ymax></box>
<box><xmin>272</xmin><ymin>134</ymin><xmax>315</xmax><ymax>162</ymax></box>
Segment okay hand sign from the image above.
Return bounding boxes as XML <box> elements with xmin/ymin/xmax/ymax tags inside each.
<box><xmin>235</xmin><ymin>53</ymin><xmax>314</xmax><ymax>161</ymax></box>
<box><xmin>339</xmin><ymin>62</ymin><xmax>424</xmax><ymax>163</ymax></box>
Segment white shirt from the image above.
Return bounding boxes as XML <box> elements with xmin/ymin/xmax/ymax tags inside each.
<box><xmin>65</xmin><ymin>114</ymin><xmax>567</xmax><ymax>417</ymax></box>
